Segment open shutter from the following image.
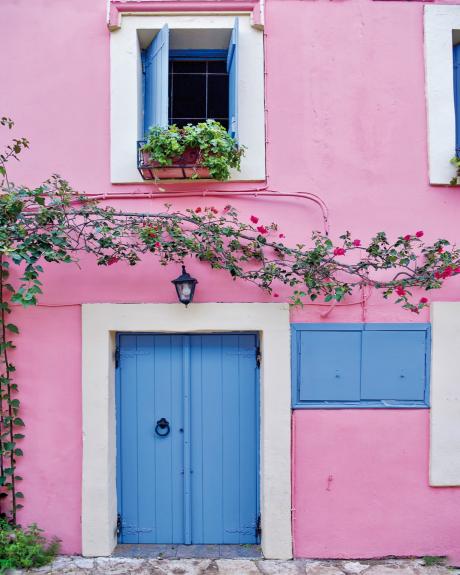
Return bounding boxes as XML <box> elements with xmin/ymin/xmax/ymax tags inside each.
<box><xmin>227</xmin><ymin>18</ymin><xmax>239</xmax><ymax>140</ymax></box>
<box><xmin>144</xmin><ymin>25</ymin><xmax>169</xmax><ymax>135</ymax></box>
<box><xmin>454</xmin><ymin>44</ymin><xmax>460</xmax><ymax>156</ymax></box>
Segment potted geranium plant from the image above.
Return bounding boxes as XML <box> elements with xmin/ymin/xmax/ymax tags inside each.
<box><xmin>138</xmin><ymin>120</ymin><xmax>245</xmax><ymax>181</ymax></box>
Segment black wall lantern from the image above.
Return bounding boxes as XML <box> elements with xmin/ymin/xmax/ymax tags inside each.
<box><xmin>172</xmin><ymin>265</ymin><xmax>198</xmax><ymax>306</ymax></box>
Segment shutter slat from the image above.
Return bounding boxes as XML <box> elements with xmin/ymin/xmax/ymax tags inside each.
<box><xmin>144</xmin><ymin>24</ymin><xmax>169</xmax><ymax>134</ymax></box>
<box><xmin>227</xmin><ymin>18</ymin><xmax>239</xmax><ymax>139</ymax></box>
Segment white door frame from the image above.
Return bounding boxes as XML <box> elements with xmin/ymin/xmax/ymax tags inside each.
<box><xmin>81</xmin><ymin>303</ymin><xmax>292</xmax><ymax>559</ymax></box>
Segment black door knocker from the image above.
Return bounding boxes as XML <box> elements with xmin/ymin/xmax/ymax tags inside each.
<box><xmin>155</xmin><ymin>417</ymin><xmax>170</xmax><ymax>437</ymax></box>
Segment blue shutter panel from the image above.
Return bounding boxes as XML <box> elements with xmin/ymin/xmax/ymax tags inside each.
<box><xmin>454</xmin><ymin>44</ymin><xmax>460</xmax><ymax>156</ymax></box>
<box><xmin>361</xmin><ymin>330</ymin><xmax>426</xmax><ymax>401</ymax></box>
<box><xmin>144</xmin><ymin>25</ymin><xmax>169</xmax><ymax>134</ymax></box>
<box><xmin>298</xmin><ymin>330</ymin><xmax>361</xmax><ymax>401</ymax></box>
<box><xmin>227</xmin><ymin>18</ymin><xmax>239</xmax><ymax>139</ymax></box>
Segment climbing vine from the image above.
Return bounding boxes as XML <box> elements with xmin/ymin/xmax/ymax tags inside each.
<box><xmin>1</xmin><ymin>117</ymin><xmax>460</xmax><ymax>521</ymax></box>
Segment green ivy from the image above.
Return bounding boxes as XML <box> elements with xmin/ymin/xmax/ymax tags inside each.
<box><xmin>141</xmin><ymin>120</ymin><xmax>245</xmax><ymax>181</ymax></box>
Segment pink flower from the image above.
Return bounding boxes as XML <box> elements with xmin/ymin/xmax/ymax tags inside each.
<box><xmin>223</xmin><ymin>205</ymin><xmax>231</xmax><ymax>213</ymax></box>
<box><xmin>155</xmin><ymin>242</ymin><xmax>161</xmax><ymax>248</ymax></box>
<box><xmin>273</xmin><ymin>293</ymin><xmax>279</xmax><ymax>298</ymax></box>
<box><xmin>107</xmin><ymin>256</ymin><xmax>119</xmax><ymax>266</ymax></box>
<box><xmin>250</xmin><ymin>215</ymin><xmax>259</xmax><ymax>224</ymax></box>
<box><xmin>395</xmin><ymin>285</ymin><xmax>406</xmax><ymax>297</ymax></box>
<box><xmin>352</xmin><ymin>239</ymin><xmax>361</xmax><ymax>247</ymax></box>
<box><xmin>257</xmin><ymin>225</ymin><xmax>268</xmax><ymax>235</ymax></box>
<box><xmin>195</xmin><ymin>207</ymin><xmax>202</xmax><ymax>213</ymax></box>
<box><xmin>454</xmin><ymin>267</ymin><xmax>460</xmax><ymax>274</ymax></box>
<box><xmin>210</xmin><ymin>207</ymin><xmax>218</xmax><ymax>214</ymax></box>
<box><xmin>410</xmin><ymin>307</ymin><xmax>420</xmax><ymax>314</ymax></box>
<box><xmin>437</xmin><ymin>247</ymin><xmax>443</xmax><ymax>254</ymax></box>
<box><xmin>434</xmin><ymin>271</ymin><xmax>442</xmax><ymax>279</ymax></box>
<box><xmin>279</xmin><ymin>233</ymin><xmax>285</xmax><ymax>239</ymax></box>
<box><xmin>420</xmin><ymin>297</ymin><xmax>429</xmax><ymax>304</ymax></box>
<box><xmin>416</xmin><ymin>230</ymin><xmax>424</xmax><ymax>238</ymax></box>
<box><xmin>333</xmin><ymin>247</ymin><xmax>346</xmax><ymax>256</ymax></box>
<box><xmin>403</xmin><ymin>234</ymin><xmax>411</xmax><ymax>242</ymax></box>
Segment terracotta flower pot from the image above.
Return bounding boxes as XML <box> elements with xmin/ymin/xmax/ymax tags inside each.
<box><xmin>140</xmin><ymin>148</ymin><xmax>211</xmax><ymax>180</ymax></box>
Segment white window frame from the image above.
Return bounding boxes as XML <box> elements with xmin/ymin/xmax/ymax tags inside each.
<box><xmin>110</xmin><ymin>13</ymin><xmax>266</xmax><ymax>183</ymax></box>
<box><xmin>424</xmin><ymin>4</ymin><xmax>460</xmax><ymax>185</ymax></box>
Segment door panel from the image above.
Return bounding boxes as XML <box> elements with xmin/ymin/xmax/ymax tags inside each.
<box><xmin>117</xmin><ymin>334</ymin><xmax>185</xmax><ymax>544</ymax></box>
<box><xmin>190</xmin><ymin>334</ymin><xmax>258</xmax><ymax>544</ymax></box>
<box><xmin>116</xmin><ymin>333</ymin><xmax>259</xmax><ymax>544</ymax></box>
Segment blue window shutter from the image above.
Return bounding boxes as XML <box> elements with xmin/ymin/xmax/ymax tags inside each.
<box><xmin>361</xmin><ymin>330</ymin><xmax>427</xmax><ymax>401</ymax></box>
<box><xmin>227</xmin><ymin>18</ymin><xmax>239</xmax><ymax>139</ymax></box>
<box><xmin>144</xmin><ymin>25</ymin><xmax>169</xmax><ymax>135</ymax></box>
<box><xmin>298</xmin><ymin>330</ymin><xmax>362</xmax><ymax>401</ymax></box>
<box><xmin>454</xmin><ymin>44</ymin><xmax>460</xmax><ymax>156</ymax></box>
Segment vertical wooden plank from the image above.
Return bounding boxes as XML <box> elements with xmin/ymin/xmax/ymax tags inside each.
<box><xmin>183</xmin><ymin>336</ymin><xmax>192</xmax><ymax>544</ymax></box>
<box><xmin>190</xmin><ymin>335</ymin><xmax>204</xmax><ymax>542</ymax></box>
<box><xmin>136</xmin><ymin>335</ymin><xmax>156</xmax><ymax>543</ymax></box>
<box><xmin>221</xmin><ymin>334</ymin><xmax>241</xmax><ymax>543</ymax></box>
<box><xmin>118</xmin><ymin>334</ymin><xmax>139</xmax><ymax>543</ymax></box>
<box><xmin>236</xmin><ymin>334</ymin><xmax>258</xmax><ymax>543</ymax></box>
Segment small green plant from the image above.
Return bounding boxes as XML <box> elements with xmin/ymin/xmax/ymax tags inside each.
<box><xmin>422</xmin><ymin>556</ymin><xmax>446</xmax><ymax>566</ymax></box>
<box><xmin>0</xmin><ymin>518</ymin><xmax>59</xmax><ymax>573</ymax></box>
<box><xmin>141</xmin><ymin>120</ymin><xmax>245</xmax><ymax>181</ymax></box>
<box><xmin>450</xmin><ymin>156</ymin><xmax>460</xmax><ymax>185</ymax></box>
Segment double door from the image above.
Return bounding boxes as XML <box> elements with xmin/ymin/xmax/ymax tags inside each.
<box><xmin>116</xmin><ymin>333</ymin><xmax>259</xmax><ymax>544</ymax></box>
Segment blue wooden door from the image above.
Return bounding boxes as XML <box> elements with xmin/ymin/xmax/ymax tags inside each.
<box><xmin>116</xmin><ymin>333</ymin><xmax>259</xmax><ymax>544</ymax></box>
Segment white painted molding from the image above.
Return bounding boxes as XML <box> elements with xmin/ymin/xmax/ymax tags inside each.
<box><xmin>82</xmin><ymin>303</ymin><xmax>292</xmax><ymax>558</ymax></box>
<box><xmin>424</xmin><ymin>5</ymin><xmax>460</xmax><ymax>185</ymax></box>
<box><xmin>430</xmin><ymin>302</ymin><xmax>460</xmax><ymax>486</ymax></box>
<box><xmin>110</xmin><ymin>13</ymin><xmax>265</xmax><ymax>183</ymax></box>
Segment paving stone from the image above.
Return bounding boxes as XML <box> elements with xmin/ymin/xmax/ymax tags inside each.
<box><xmin>304</xmin><ymin>562</ymin><xmax>345</xmax><ymax>575</ymax></box>
<box><xmin>256</xmin><ymin>559</ymin><xmax>303</xmax><ymax>574</ymax></box>
<box><xmin>342</xmin><ymin>562</ymin><xmax>370</xmax><ymax>574</ymax></box>
<box><xmin>364</xmin><ymin>566</ymin><xmax>417</xmax><ymax>575</ymax></box>
<box><xmin>215</xmin><ymin>559</ymin><xmax>261</xmax><ymax>574</ymax></box>
<box><xmin>73</xmin><ymin>559</ymin><xmax>95</xmax><ymax>570</ymax></box>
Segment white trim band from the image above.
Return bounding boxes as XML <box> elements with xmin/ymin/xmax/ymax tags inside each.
<box><xmin>430</xmin><ymin>302</ymin><xmax>460</xmax><ymax>486</ymax></box>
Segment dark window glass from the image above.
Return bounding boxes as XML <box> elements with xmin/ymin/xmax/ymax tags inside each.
<box><xmin>173</xmin><ymin>60</ymin><xmax>206</xmax><ymax>74</ymax></box>
<box><xmin>208</xmin><ymin>75</ymin><xmax>229</xmax><ymax>119</ymax></box>
<box><xmin>169</xmin><ymin>59</ymin><xmax>229</xmax><ymax>129</ymax></box>
<box><xmin>208</xmin><ymin>60</ymin><xmax>227</xmax><ymax>73</ymax></box>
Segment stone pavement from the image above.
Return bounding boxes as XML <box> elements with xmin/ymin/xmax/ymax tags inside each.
<box><xmin>23</xmin><ymin>556</ymin><xmax>460</xmax><ymax>575</ymax></box>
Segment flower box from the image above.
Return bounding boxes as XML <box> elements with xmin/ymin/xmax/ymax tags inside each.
<box><xmin>138</xmin><ymin>144</ymin><xmax>211</xmax><ymax>181</ymax></box>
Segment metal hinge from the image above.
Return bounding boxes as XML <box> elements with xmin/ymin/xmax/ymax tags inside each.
<box><xmin>116</xmin><ymin>513</ymin><xmax>122</xmax><ymax>536</ymax></box>
<box><xmin>256</xmin><ymin>514</ymin><xmax>261</xmax><ymax>539</ymax></box>
<box><xmin>256</xmin><ymin>346</ymin><xmax>261</xmax><ymax>369</ymax></box>
<box><xmin>115</xmin><ymin>346</ymin><xmax>120</xmax><ymax>368</ymax></box>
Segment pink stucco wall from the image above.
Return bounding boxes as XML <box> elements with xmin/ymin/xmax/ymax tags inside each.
<box><xmin>293</xmin><ymin>410</ymin><xmax>460</xmax><ymax>564</ymax></box>
<box><xmin>1</xmin><ymin>0</ymin><xmax>460</xmax><ymax>560</ymax></box>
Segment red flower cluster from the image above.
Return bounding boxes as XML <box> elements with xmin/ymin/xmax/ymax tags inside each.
<box><xmin>195</xmin><ymin>207</ymin><xmax>202</xmax><ymax>213</ymax></box>
<box><xmin>420</xmin><ymin>297</ymin><xmax>429</xmax><ymax>304</ymax></box>
<box><xmin>257</xmin><ymin>225</ymin><xmax>268</xmax><ymax>235</ymax></box>
<box><xmin>250</xmin><ymin>215</ymin><xmax>259</xmax><ymax>224</ymax></box>
<box><xmin>352</xmin><ymin>239</ymin><xmax>361</xmax><ymax>247</ymax></box>
<box><xmin>434</xmin><ymin>266</ymin><xmax>460</xmax><ymax>280</ymax></box>
<box><xmin>107</xmin><ymin>256</ymin><xmax>119</xmax><ymax>266</ymax></box>
<box><xmin>333</xmin><ymin>247</ymin><xmax>346</xmax><ymax>256</ymax></box>
<box><xmin>395</xmin><ymin>285</ymin><xmax>406</xmax><ymax>297</ymax></box>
